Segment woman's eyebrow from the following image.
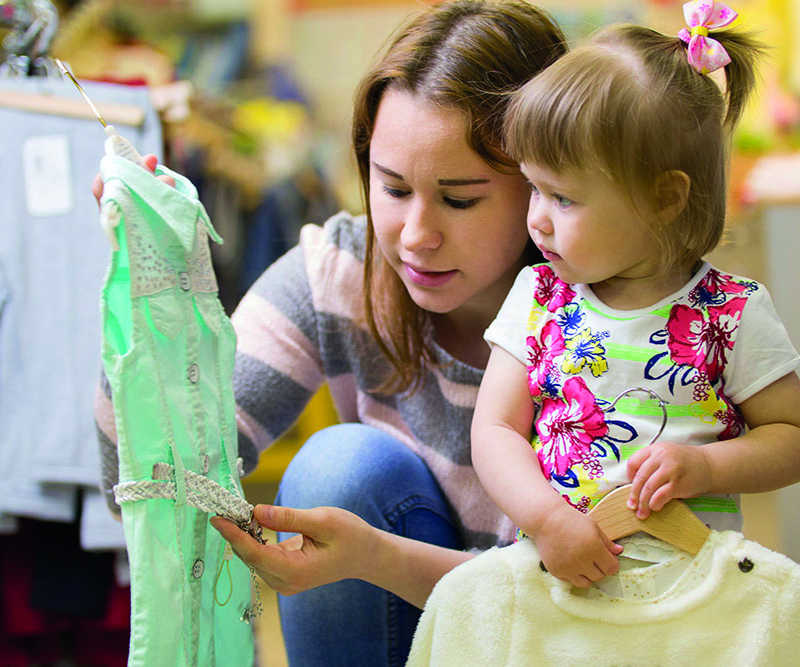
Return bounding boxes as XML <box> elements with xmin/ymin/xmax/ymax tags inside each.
<box><xmin>438</xmin><ymin>177</ymin><xmax>490</xmax><ymax>186</ymax></box>
<box><xmin>372</xmin><ymin>161</ymin><xmax>490</xmax><ymax>186</ymax></box>
<box><xmin>372</xmin><ymin>161</ymin><xmax>404</xmax><ymax>180</ymax></box>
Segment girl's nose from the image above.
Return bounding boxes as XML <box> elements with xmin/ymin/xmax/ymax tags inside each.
<box><xmin>527</xmin><ymin>199</ymin><xmax>553</xmax><ymax>236</ymax></box>
<box><xmin>401</xmin><ymin>200</ymin><xmax>442</xmax><ymax>252</ymax></box>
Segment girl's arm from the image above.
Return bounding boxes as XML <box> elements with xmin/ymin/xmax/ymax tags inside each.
<box><xmin>628</xmin><ymin>371</ymin><xmax>800</xmax><ymax>517</ymax></box>
<box><xmin>471</xmin><ymin>346</ymin><xmax>621</xmax><ymax>587</ymax></box>
<box><xmin>211</xmin><ymin>504</ymin><xmax>473</xmax><ymax>609</ymax></box>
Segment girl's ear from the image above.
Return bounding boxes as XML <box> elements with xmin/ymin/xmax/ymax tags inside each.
<box><xmin>654</xmin><ymin>170</ymin><xmax>690</xmax><ymax>225</ymax></box>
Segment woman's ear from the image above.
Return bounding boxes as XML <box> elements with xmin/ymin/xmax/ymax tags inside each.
<box><xmin>654</xmin><ymin>170</ymin><xmax>690</xmax><ymax>224</ymax></box>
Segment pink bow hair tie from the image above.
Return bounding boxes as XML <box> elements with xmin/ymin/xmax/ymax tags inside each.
<box><xmin>677</xmin><ymin>0</ymin><xmax>738</xmax><ymax>74</ymax></box>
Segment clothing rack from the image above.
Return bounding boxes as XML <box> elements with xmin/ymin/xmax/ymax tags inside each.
<box><xmin>0</xmin><ymin>87</ymin><xmax>145</xmax><ymax>125</ymax></box>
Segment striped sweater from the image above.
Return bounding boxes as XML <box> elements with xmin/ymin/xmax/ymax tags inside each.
<box><xmin>96</xmin><ymin>212</ymin><xmax>515</xmax><ymax>550</ymax></box>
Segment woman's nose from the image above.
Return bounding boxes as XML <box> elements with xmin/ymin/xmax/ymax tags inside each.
<box><xmin>401</xmin><ymin>200</ymin><xmax>442</xmax><ymax>252</ymax></box>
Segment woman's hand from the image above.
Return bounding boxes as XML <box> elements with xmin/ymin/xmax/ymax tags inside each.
<box><xmin>533</xmin><ymin>502</ymin><xmax>622</xmax><ymax>588</ymax></box>
<box><xmin>210</xmin><ymin>504</ymin><xmax>378</xmax><ymax>596</ymax></box>
<box><xmin>91</xmin><ymin>154</ymin><xmax>176</xmax><ymax>205</ymax></box>
<box><xmin>626</xmin><ymin>441</ymin><xmax>712</xmax><ymax>519</ymax></box>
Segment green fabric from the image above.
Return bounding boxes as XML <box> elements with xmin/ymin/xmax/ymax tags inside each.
<box><xmin>99</xmin><ymin>155</ymin><xmax>254</xmax><ymax>667</ymax></box>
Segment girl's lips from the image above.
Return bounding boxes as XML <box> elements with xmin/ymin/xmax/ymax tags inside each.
<box><xmin>403</xmin><ymin>263</ymin><xmax>457</xmax><ymax>287</ymax></box>
<box><xmin>540</xmin><ymin>249</ymin><xmax>562</xmax><ymax>262</ymax></box>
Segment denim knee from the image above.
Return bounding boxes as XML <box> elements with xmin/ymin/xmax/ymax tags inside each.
<box><xmin>274</xmin><ymin>424</ymin><xmax>461</xmax><ymax>666</ymax></box>
<box><xmin>276</xmin><ymin>423</ymin><xmax>461</xmax><ymax>547</ymax></box>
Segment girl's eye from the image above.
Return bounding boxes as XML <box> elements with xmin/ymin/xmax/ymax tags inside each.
<box><xmin>382</xmin><ymin>185</ymin><xmax>409</xmax><ymax>199</ymax></box>
<box><xmin>555</xmin><ymin>194</ymin><xmax>573</xmax><ymax>208</ymax></box>
<box><xmin>443</xmin><ymin>197</ymin><xmax>479</xmax><ymax>210</ymax></box>
<box><xmin>528</xmin><ymin>182</ymin><xmax>540</xmax><ymax>196</ymax></box>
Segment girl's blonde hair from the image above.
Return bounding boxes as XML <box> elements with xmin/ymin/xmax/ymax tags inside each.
<box><xmin>352</xmin><ymin>0</ymin><xmax>567</xmax><ymax>394</ymax></box>
<box><xmin>505</xmin><ymin>23</ymin><xmax>765</xmax><ymax>277</ymax></box>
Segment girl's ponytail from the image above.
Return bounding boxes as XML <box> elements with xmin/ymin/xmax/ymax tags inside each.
<box><xmin>675</xmin><ymin>0</ymin><xmax>766</xmax><ymax>131</ymax></box>
<box><xmin>712</xmin><ymin>30</ymin><xmax>766</xmax><ymax>131</ymax></box>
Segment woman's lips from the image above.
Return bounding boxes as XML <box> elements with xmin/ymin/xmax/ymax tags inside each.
<box><xmin>404</xmin><ymin>263</ymin><xmax>457</xmax><ymax>287</ymax></box>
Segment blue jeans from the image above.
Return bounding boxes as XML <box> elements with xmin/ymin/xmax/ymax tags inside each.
<box><xmin>275</xmin><ymin>423</ymin><xmax>464</xmax><ymax>667</ymax></box>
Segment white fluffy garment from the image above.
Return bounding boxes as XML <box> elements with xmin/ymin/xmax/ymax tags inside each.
<box><xmin>407</xmin><ymin>531</ymin><xmax>800</xmax><ymax>666</ymax></box>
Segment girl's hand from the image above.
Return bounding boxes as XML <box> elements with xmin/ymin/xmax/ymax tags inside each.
<box><xmin>626</xmin><ymin>442</ymin><xmax>712</xmax><ymax>519</ymax></box>
<box><xmin>91</xmin><ymin>154</ymin><xmax>176</xmax><ymax>205</ymax></box>
<box><xmin>533</xmin><ymin>502</ymin><xmax>622</xmax><ymax>588</ymax></box>
<box><xmin>210</xmin><ymin>504</ymin><xmax>378</xmax><ymax>596</ymax></box>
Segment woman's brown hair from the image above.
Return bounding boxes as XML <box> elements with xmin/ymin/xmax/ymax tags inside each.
<box><xmin>353</xmin><ymin>0</ymin><xmax>567</xmax><ymax>394</ymax></box>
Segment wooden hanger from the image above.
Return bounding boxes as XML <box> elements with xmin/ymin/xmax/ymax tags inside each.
<box><xmin>0</xmin><ymin>88</ymin><xmax>145</xmax><ymax>126</ymax></box>
<box><xmin>589</xmin><ymin>484</ymin><xmax>711</xmax><ymax>555</ymax></box>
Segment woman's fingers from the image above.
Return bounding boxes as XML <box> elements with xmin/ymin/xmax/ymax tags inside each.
<box><xmin>210</xmin><ymin>505</ymin><xmax>377</xmax><ymax>596</ymax></box>
<box><xmin>92</xmin><ymin>154</ymin><xmax>174</xmax><ymax>207</ymax></box>
<box><xmin>253</xmin><ymin>504</ymin><xmax>341</xmax><ymax>542</ymax></box>
<box><xmin>209</xmin><ymin>515</ymin><xmax>264</xmax><ymax>563</ymax></box>
<box><xmin>92</xmin><ymin>172</ymin><xmax>104</xmax><ymax>206</ymax></box>
<box><xmin>142</xmin><ymin>154</ymin><xmax>158</xmax><ymax>172</ymax></box>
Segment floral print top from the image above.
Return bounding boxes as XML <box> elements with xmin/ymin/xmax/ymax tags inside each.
<box><xmin>485</xmin><ymin>262</ymin><xmax>800</xmax><ymax>531</ymax></box>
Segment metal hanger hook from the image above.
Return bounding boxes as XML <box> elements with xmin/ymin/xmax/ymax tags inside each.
<box><xmin>601</xmin><ymin>387</ymin><xmax>669</xmax><ymax>447</ymax></box>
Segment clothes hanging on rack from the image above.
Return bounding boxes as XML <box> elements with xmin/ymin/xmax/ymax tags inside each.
<box><xmin>98</xmin><ymin>155</ymin><xmax>255</xmax><ymax>666</ymax></box>
<box><xmin>407</xmin><ymin>531</ymin><xmax>800</xmax><ymax>666</ymax></box>
<box><xmin>0</xmin><ymin>74</ymin><xmax>162</xmax><ymax>550</ymax></box>
<box><xmin>0</xmin><ymin>516</ymin><xmax>130</xmax><ymax>667</ymax></box>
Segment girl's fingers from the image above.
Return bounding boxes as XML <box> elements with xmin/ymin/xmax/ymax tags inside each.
<box><xmin>600</xmin><ymin>530</ymin><xmax>624</xmax><ymax>558</ymax></box>
<box><xmin>626</xmin><ymin>450</ymin><xmax>651</xmax><ymax>509</ymax></box>
<box><xmin>648</xmin><ymin>482</ymin><xmax>676</xmax><ymax>512</ymax></box>
<box><xmin>628</xmin><ymin>456</ymin><xmax>662</xmax><ymax>513</ymax></box>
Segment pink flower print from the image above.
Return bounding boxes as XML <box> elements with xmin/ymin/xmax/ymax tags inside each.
<box><xmin>536</xmin><ymin>377</ymin><xmax>608</xmax><ymax>479</ymax></box>
<box><xmin>697</xmin><ymin>269</ymin><xmax>747</xmax><ymax>297</ymax></box>
<box><xmin>666</xmin><ymin>298</ymin><xmax>745</xmax><ymax>382</ymax></box>
<box><xmin>714</xmin><ymin>394</ymin><xmax>745</xmax><ymax>441</ymax></box>
<box><xmin>563</xmin><ymin>493</ymin><xmax>591</xmax><ymax>514</ymax></box>
<box><xmin>533</xmin><ymin>265</ymin><xmax>576</xmax><ymax>312</ymax></box>
<box><xmin>526</xmin><ymin>321</ymin><xmax>566</xmax><ymax>397</ymax></box>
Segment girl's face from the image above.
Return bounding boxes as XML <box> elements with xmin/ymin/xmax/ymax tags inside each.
<box><xmin>369</xmin><ymin>89</ymin><xmax>531</xmax><ymax>329</ymax></box>
<box><xmin>521</xmin><ymin>162</ymin><xmax>668</xmax><ymax>307</ymax></box>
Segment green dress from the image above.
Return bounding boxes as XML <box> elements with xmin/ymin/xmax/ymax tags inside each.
<box><xmin>99</xmin><ymin>155</ymin><xmax>255</xmax><ymax>666</ymax></box>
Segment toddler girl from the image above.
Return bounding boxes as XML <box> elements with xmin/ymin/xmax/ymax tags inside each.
<box><xmin>471</xmin><ymin>1</ymin><xmax>800</xmax><ymax>588</ymax></box>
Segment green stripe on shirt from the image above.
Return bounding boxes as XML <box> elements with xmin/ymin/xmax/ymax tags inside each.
<box><xmin>684</xmin><ymin>497</ymin><xmax>740</xmax><ymax>513</ymax></box>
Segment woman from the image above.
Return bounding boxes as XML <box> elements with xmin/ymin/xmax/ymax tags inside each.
<box><xmin>97</xmin><ymin>2</ymin><xmax>567</xmax><ymax>664</ymax></box>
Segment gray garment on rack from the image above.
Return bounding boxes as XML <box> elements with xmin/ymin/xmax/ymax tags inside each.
<box><xmin>0</xmin><ymin>76</ymin><xmax>162</xmax><ymax>549</ymax></box>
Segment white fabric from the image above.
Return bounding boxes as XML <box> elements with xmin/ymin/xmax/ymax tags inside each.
<box><xmin>408</xmin><ymin>531</ymin><xmax>800</xmax><ymax>666</ymax></box>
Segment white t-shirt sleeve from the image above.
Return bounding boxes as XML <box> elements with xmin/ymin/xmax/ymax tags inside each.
<box><xmin>484</xmin><ymin>266</ymin><xmax>536</xmax><ymax>365</ymax></box>
<box><xmin>724</xmin><ymin>283</ymin><xmax>800</xmax><ymax>404</ymax></box>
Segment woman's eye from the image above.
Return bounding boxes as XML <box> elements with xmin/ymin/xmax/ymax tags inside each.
<box><xmin>382</xmin><ymin>185</ymin><xmax>409</xmax><ymax>199</ymax></box>
<box><xmin>444</xmin><ymin>197</ymin><xmax>478</xmax><ymax>210</ymax></box>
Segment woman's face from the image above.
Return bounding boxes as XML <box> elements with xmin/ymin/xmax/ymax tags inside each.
<box><xmin>369</xmin><ymin>88</ymin><xmax>531</xmax><ymax>328</ymax></box>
